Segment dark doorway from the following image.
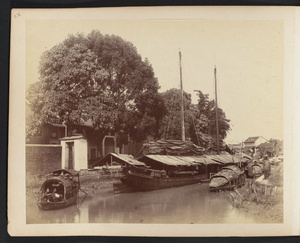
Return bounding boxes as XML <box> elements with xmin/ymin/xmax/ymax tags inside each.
<box><xmin>91</xmin><ymin>148</ymin><xmax>96</xmax><ymax>159</ymax></box>
<box><xmin>66</xmin><ymin>142</ymin><xmax>74</xmax><ymax>169</ymax></box>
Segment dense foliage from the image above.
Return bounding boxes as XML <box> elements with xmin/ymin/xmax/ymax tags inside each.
<box><xmin>27</xmin><ymin>31</ymin><xmax>166</xmax><ymax>148</ymax></box>
<box><xmin>160</xmin><ymin>89</ymin><xmax>230</xmax><ymax>149</ymax></box>
<box><xmin>159</xmin><ymin>88</ymin><xmax>192</xmax><ymax>140</ymax></box>
<box><xmin>27</xmin><ymin>30</ymin><xmax>231</xmax><ymax>152</ymax></box>
<box><xmin>190</xmin><ymin>90</ymin><xmax>231</xmax><ymax>148</ymax></box>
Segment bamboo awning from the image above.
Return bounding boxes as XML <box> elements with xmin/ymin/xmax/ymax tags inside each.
<box><xmin>96</xmin><ymin>153</ymin><xmax>146</xmax><ymax>167</ymax></box>
<box><xmin>140</xmin><ymin>155</ymin><xmax>221</xmax><ymax>167</ymax></box>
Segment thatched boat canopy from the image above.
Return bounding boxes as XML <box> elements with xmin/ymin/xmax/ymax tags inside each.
<box><xmin>135</xmin><ymin>139</ymin><xmax>206</xmax><ymax>158</ymax></box>
<box><xmin>94</xmin><ymin>153</ymin><xmax>147</xmax><ymax>167</ymax></box>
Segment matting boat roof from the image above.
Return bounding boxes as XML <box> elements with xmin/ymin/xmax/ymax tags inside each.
<box><xmin>97</xmin><ymin>153</ymin><xmax>146</xmax><ymax>167</ymax></box>
<box><xmin>96</xmin><ymin>152</ymin><xmax>243</xmax><ymax>168</ymax></box>
<box><xmin>140</xmin><ymin>155</ymin><xmax>222</xmax><ymax>166</ymax></box>
<box><xmin>208</xmin><ymin>154</ymin><xmax>240</xmax><ymax>164</ymax></box>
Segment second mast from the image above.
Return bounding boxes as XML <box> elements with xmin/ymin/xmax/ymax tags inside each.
<box><xmin>179</xmin><ymin>51</ymin><xmax>185</xmax><ymax>141</ymax></box>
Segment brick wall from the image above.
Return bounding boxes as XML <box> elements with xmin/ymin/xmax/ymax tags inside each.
<box><xmin>26</xmin><ymin>145</ymin><xmax>62</xmax><ymax>175</ymax></box>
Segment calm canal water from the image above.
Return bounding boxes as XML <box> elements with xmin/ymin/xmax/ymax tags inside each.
<box><xmin>27</xmin><ymin>183</ymin><xmax>259</xmax><ymax>224</ymax></box>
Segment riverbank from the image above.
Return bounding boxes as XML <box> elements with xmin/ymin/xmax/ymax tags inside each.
<box><xmin>26</xmin><ymin>165</ymin><xmax>283</xmax><ymax>223</ymax></box>
<box><xmin>229</xmin><ymin>164</ymin><xmax>283</xmax><ymax>223</ymax></box>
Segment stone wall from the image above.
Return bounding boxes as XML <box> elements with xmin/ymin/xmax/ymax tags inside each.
<box><xmin>26</xmin><ymin>144</ymin><xmax>62</xmax><ymax>175</ymax></box>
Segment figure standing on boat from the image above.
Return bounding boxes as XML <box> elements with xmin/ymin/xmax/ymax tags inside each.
<box><xmin>263</xmin><ymin>155</ymin><xmax>271</xmax><ymax>179</ymax></box>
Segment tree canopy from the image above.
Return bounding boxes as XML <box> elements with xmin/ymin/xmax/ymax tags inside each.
<box><xmin>190</xmin><ymin>90</ymin><xmax>231</xmax><ymax>149</ymax></box>
<box><xmin>159</xmin><ymin>88</ymin><xmax>192</xmax><ymax>140</ymax></box>
<box><xmin>159</xmin><ymin>88</ymin><xmax>231</xmax><ymax>149</ymax></box>
<box><xmin>27</xmin><ymin>31</ymin><xmax>166</xmax><ymax>147</ymax></box>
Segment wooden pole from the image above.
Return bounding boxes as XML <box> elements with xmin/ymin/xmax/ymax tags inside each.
<box><xmin>214</xmin><ymin>66</ymin><xmax>220</xmax><ymax>154</ymax></box>
<box><xmin>194</xmin><ymin>89</ymin><xmax>202</xmax><ymax>146</ymax></box>
<box><xmin>179</xmin><ymin>50</ymin><xmax>185</xmax><ymax>141</ymax></box>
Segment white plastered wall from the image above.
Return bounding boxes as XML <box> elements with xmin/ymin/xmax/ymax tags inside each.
<box><xmin>60</xmin><ymin>137</ymin><xmax>88</xmax><ymax>170</ymax></box>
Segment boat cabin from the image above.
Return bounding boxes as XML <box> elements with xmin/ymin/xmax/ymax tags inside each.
<box><xmin>38</xmin><ymin>169</ymin><xmax>80</xmax><ymax>209</ymax></box>
<box><xmin>209</xmin><ymin>164</ymin><xmax>246</xmax><ymax>191</ymax></box>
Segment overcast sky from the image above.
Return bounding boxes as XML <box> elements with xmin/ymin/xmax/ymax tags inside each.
<box><xmin>26</xmin><ymin>19</ymin><xmax>283</xmax><ymax>144</ymax></box>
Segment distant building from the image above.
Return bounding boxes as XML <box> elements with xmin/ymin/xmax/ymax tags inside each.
<box><xmin>257</xmin><ymin>139</ymin><xmax>280</xmax><ymax>158</ymax></box>
<box><xmin>26</xmin><ymin>105</ymin><xmax>142</xmax><ymax>171</ymax></box>
<box><xmin>26</xmin><ymin>122</ymin><xmax>142</xmax><ymax>167</ymax></box>
<box><xmin>242</xmin><ymin>136</ymin><xmax>268</xmax><ymax>157</ymax></box>
<box><xmin>243</xmin><ymin>136</ymin><xmax>268</xmax><ymax>148</ymax></box>
<box><xmin>228</xmin><ymin>142</ymin><xmax>244</xmax><ymax>153</ymax></box>
<box><xmin>27</xmin><ymin>123</ymin><xmax>66</xmax><ymax>145</ymax></box>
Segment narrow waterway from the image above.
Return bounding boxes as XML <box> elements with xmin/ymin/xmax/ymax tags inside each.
<box><xmin>27</xmin><ymin>183</ymin><xmax>259</xmax><ymax>224</ymax></box>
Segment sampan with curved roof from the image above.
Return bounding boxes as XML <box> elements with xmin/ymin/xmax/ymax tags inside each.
<box><xmin>209</xmin><ymin>164</ymin><xmax>246</xmax><ymax>191</ymax></box>
<box><xmin>37</xmin><ymin>170</ymin><xmax>80</xmax><ymax>210</ymax></box>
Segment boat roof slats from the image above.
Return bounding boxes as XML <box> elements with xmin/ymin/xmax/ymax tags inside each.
<box><xmin>142</xmin><ymin>155</ymin><xmax>220</xmax><ymax>166</ymax></box>
<box><xmin>166</xmin><ymin>155</ymin><xmax>195</xmax><ymax>166</ymax></box>
<box><xmin>109</xmin><ymin>153</ymin><xmax>146</xmax><ymax>166</ymax></box>
<box><xmin>222</xmin><ymin>165</ymin><xmax>243</xmax><ymax>175</ymax></box>
<box><xmin>145</xmin><ymin>155</ymin><xmax>184</xmax><ymax>166</ymax></box>
<box><xmin>208</xmin><ymin>154</ymin><xmax>240</xmax><ymax>164</ymax></box>
<box><xmin>175</xmin><ymin>156</ymin><xmax>201</xmax><ymax>165</ymax></box>
<box><xmin>209</xmin><ymin>177</ymin><xmax>229</xmax><ymax>188</ymax></box>
<box><xmin>212</xmin><ymin>165</ymin><xmax>243</xmax><ymax>181</ymax></box>
<box><xmin>178</xmin><ymin>156</ymin><xmax>218</xmax><ymax>165</ymax></box>
<box><xmin>41</xmin><ymin>178</ymin><xmax>73</xmax><ymax>189</ymax></box>
<box><xmin>213</xmin><ymin>170</ymin><xmax>239</xmax><ymax>180</ymax></box>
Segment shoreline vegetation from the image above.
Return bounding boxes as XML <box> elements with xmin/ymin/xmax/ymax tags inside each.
<box><xmin>228</xmin><ymin>163</ymin><xmax>283</xmax><ymax>223</ymax></box>
<box><xmin>27</xmin><ymin>164</ymin><xmax>283</xmax><ymax>223</ymax></box>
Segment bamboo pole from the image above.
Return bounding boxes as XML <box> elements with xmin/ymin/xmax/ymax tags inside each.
<box><xmin>179</xmin><ymin>51</ymin><xmax>185</xmax><ymax>141</ymax></box>
<box><xmin>214</xmin><ymin>66</ymin><xmax>219</xmax><ymax>154</ymax></box>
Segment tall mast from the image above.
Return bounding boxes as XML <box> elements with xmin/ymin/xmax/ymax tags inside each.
<box><xmin>214</xmin><ymin>66</ymin><xmax>219</xmax><ymax>154</ymax></box>
<box><xmin>179</xmin><ymin>51</ymin><xmax>185</xmax><ymax>141</ymax></box>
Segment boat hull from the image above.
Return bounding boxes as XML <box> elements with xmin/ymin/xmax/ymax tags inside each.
<box><xmin>37</xmin><ymin>189</ymin><xmax>79</xmax><ymax>210</ymax></box>
<box><xmin>209</xmin><ymin>164</ymin><xmax>246</xmax><ymax>191</ymax></box>
<box><xmin>120</xmin><ymin>174</ymin><xmax>202</xmax><ymax>191</ymax></box>
<box><xmin>209</xmin><ymin>173</ymin><xmax>246</xmax><ymax>191</ymax></box>
<box><xmin>209</xmin><ymin>180</ymin><xmax>246</xmax><ymax>191</ymax></box>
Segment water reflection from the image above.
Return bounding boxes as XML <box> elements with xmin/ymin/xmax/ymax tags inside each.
<box><xmin>27</xmin><ymin>183</ymin><xmax>257</xmax><ymax>224</ymax></box>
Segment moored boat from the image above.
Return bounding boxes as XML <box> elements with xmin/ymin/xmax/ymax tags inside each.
<box><xmin>95</xmin><ymin>53</ymin><xmax>250</xmax><ymax>192</ymax></box>
<box><xmin>37</xmin><ymin>169</ymin><xmax>80</xmax><ymax>210</ymax></box>
<box><xmin>96</xmin><ymin>151</ymin><xmax>249</xmax><ymax>191</ymax></box>
<box><xmin>209</xmin><ymin>164</ymin><xmax>246</xmax><ymax>191</ymax></box>
<box><xmin>120</xmin><ymin>165</ymin><xmax>203</xmax><ymax>191</ymax></box>
<box><xmin>244</xmin><ymin>158</ymin><xmax>264</xmax><ymax>178</ymax></box>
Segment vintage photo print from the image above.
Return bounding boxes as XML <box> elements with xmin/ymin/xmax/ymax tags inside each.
<box><xmin>8</xmin><ymin>7</ymin><xmax>298</xmax><ymax>236</ymax></box>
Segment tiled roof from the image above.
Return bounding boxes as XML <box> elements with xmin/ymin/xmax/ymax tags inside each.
<box><xmin>244</xmin><ymin>137</ymin><xmax>260</xmax><ymax>143</ymax></box>
<box><xmin>258</xmin><ymin>141</ymin><xmax>277</xmax><ymax>148</ymax></box>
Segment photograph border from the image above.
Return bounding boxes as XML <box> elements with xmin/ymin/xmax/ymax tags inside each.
<box><xmin>7</xmin><ymin>6</ymin><xmax>299</xmax><ymax>237</ymax></box>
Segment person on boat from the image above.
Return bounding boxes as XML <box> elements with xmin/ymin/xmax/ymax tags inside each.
<box><xmin>51</xmin><ymin>188</ymin><xmax>62</xmax><ymax>202</ymax></box>
<box><xmin>252</xmin><ymin>160</ymin><xmax>261</xmax><ymax>178</ymax></box>
<box><xmin>43</xmin><ymin>188</ymin><xmax>51</xmax><ymax>201</ymax></box>
<box><xmin>263</xmin><ymin>155</ymin><xmax>271</xmax><ymax>179</ymax></box>
<box><xmin>246</xmin><ymin>160</ymin><xmax>254</xmax><ymax>178</ymax></box>
<box><xmin>249</xmin><ymin>148</ymin><xmax>254</xmax><ymax>158</ymax></box>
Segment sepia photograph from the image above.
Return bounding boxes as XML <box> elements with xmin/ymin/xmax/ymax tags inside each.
<box><xmin>8</xmin><ymin>7</ymin><xmax>298</xmax><ymax>236</ymax></box>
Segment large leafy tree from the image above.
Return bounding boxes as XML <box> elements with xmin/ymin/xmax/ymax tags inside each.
<box><xmin>159</xmin><ymin>88</ymin><xmax>192</xmax><ymax>140</ymax></box>
<box><xmin>27</xmin><ymin>31</ymin><xmax>166</xmax><ymax>150</ymax></box>
<box><xmin>190</xmin><ymin>90</ymin><xmax>231</xmax><ymax>148</ymax></box>
<box><xmin>159</xmin><ymin>88</ymin><xmax>230</xmax><ymax>149</ymax></box>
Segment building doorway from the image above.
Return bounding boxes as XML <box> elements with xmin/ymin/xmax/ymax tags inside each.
<box><xmin>66</xmin><ymin>142</ymin><xmax>74</xmax><ymax>169</ymax></box>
